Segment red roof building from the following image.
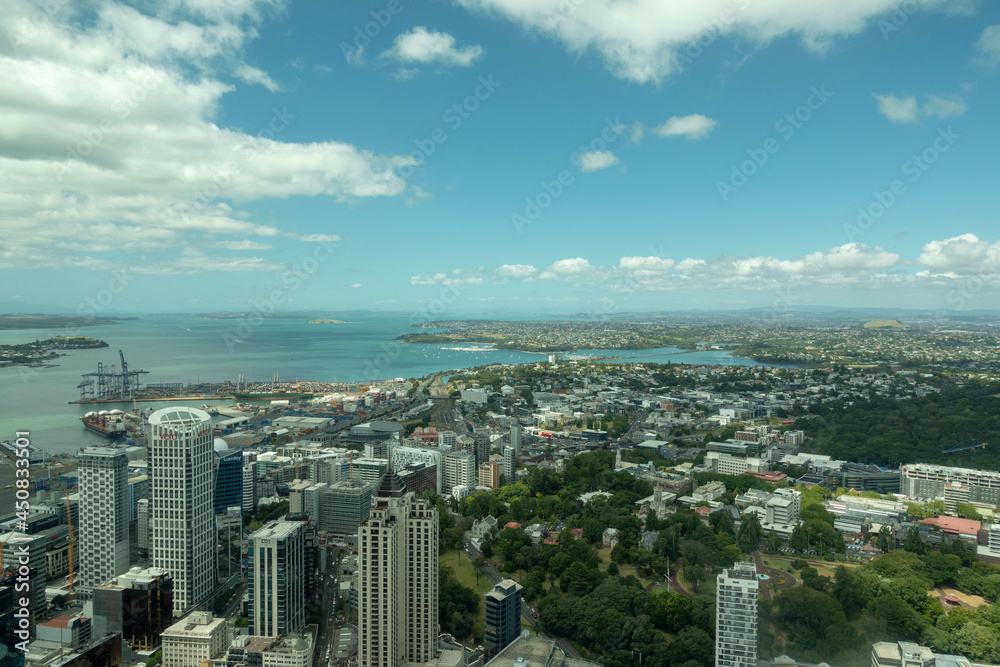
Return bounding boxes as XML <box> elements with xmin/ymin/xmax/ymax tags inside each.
<box><xmin>504</xmin><ymin>521</ymin><xmax>522</xmax><ymax>530</ymax></box>
<box><xmin>922</xmin><ymin>516</ymin><xmax>981</xmax><ymax>538</ymax></box>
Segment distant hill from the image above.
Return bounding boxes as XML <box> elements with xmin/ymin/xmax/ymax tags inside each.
<box><xmin>863</xmin><ymin>320</ymin><xmax>905</xmax><ymax>329</ymax></box>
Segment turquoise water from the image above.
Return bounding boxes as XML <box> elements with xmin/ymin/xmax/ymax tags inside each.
<box><xmin>0</xmin><ymin>315</ymin><xmax>784</xmax><ymax>455</ymax></box>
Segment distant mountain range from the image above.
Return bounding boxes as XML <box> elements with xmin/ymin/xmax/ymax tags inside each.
<box><xmin>2</xmin><ymin>303</ymin><xmax>997</xmax><ymax>321</ymax></box>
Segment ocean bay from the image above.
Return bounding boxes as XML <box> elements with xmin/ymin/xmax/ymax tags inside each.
<box><xmin>0</xmin><ymin>315</ymin><xmax>779</xmax><ymax>455</ymax></box>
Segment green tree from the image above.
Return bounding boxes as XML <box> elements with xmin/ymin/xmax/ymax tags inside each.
<box><xmin>904</xmin><ymin>526</ymin><xmax>925</xmax><ymax>555</ymax></box>
<box><xmin>955</xmin><ymin>622</ymin><xmax>1000</xmax><ymax>663</ymax></box>
<box><xmin>876</xmin><ymin>525</ymin><xmax>894</xmax><ymax>553</ymax></box>
<box><xmin>737</xmin><ymin>512</ymin><xmax>763</xmax><ymax>553</ymax></box>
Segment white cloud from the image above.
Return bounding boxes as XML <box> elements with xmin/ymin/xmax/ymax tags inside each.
<box><xmin>407</xmin><ymin>243</ymin><xmax>937</xmax><ymax>293</ymax></box>
<box><xmin>653</xmin><ymin>115</ymin><xmax>717</xmax><ymax>140</ymax></box>
<box><xmin>234</xmin><ymin>64</ymin><xmax>280</xmax><ymax>91</ymax></box>
<box><xmin>916</xmin><ymin>234</ymin><xmax>1000</xmax><ymax>273</ymax></box>
<box><xmin>497</xmin><ymin>264</ymin><xmax>538</xmax><ymax>279</ymax></box>
<box><xmin>875</xmin><ymin>92</ymin><xmax>967</xmax><ymax>123</ymax></box>
<box><xmin>348</xmin><ymin>282</ymin><xmax>363</xmax><ymax>289</ymax></box>
<box><xmin>874</xmin><ymin>93</ymin><xmax>920</xmax><ymax>123</ymax></box>
<box><xmin>923</xmin><ymin>94</ymin><xmax>967</xmax><ymax>118</ymax></box>
<box><xmin>456</xmin><ymin>0</ymin><xmax>944</xmax><ymax>84</ymax></box>
<box><xmin>381</xmin><ymin>27</ymin><xmax>484</xmax><ymax>69</ymax></box>
<box><xmin>629</xmin><ymin>122</ymin><xmax>644</xmax><ymax>145</ymax></box>
<box><xmin>973</xmin><ymin>24</ymin><xmax>1000</xmax><ymax>68</ymax></box>
<box><xmin>0</xmin><ymin>0</ymin><xmax>413</xmax><ymax>273</ymax></box>
<box><xmin>577</xmin><ymin>150</ymin><xmax>620</xmax><ymax>172</ymax></box>
<box><xmin>619</xmin><ymin>256</ymin><xmax>674</xmax><ymax>272</ymax></box>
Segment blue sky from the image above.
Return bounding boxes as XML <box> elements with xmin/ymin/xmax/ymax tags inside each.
<box><xmin>1</xmin><ymin>0</ymin><xmax>999</xmax><ymax>315</ymax></box>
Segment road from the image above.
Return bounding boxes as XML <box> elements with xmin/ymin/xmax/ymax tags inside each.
<box><xmin>463</xmin><ymin>541</ymin><xmax>582</xmax><ymax>659</ymax></box>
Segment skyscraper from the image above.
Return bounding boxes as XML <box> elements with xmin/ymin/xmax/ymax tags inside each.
<box><xmin>510</xmin><ymin>424</ymin><xmax>521</xmax><ymax>455</ymax></box>
<box><xmin>248</xmin><ymin>520</ymin><xmax>305</xmax><ymax>637</ymax></box>
<box><xmin>358</xmin><ymin>471</ymin><xmax>439</xmax><ymax>667</ymax></box>
<box><xmin>79</xmin><ymin>446</ymin><xmax>131</xmax><ymax>594</ymax></box>
<box><xmin>484</xmin><ymin>579</ymin><xmax>522</xmax><ymax>660</ymax></box>
<box><xmin>716</xmin><ymin>560</ymin><xmax>759</xmax><ymax>667</ymax></box>
<box><xmin>503</xmin><ymin>446</ymin><xmax>516</xmax><ymax>483</ymax></box>
<box><xmin>213</xmin><ymin>440</ymin><xmax>244</xmax><ymax>515</ymax></box>
<box><xmin>150</xmin><ymin>406</ymin><xmax>215</xmax><ymax>617</ymax></box>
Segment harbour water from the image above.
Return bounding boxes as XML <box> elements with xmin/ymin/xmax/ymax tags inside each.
<box><xmin>0</xmin><ymin>314</ymin><xmax>784</xmax><ymax>455</ymax></box>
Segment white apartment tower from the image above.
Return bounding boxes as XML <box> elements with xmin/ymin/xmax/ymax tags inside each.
<box><xmin>716</xmin><ymin>560</ymin><xmax>759</xmax><ymax>667</ymax></box>
<box><xmin>503</xmin><ymin>446</ymin><xmax>516</xmax><ymax>483</ymax></box>
<box><xmin>358</xmin><ymin>470</ymin><xmax>439</xmax><ymax>667</ymax></box>
<box><xmin>248</xmin><ymin>520</ymin><xmax>305</xmax><ymax>637</ymax></box>
<box><xmin>150</xmin><ymin>407</ymin><xmax>215</xmax><ymax>617</ymax></box>
<box><xmin>510</xmin><ymin>424</ymin><xmax>521</xmax><ymax>455</ymax></box>
<box><xmin>79</xmin><ymin>446</ymin><xmax>131</xmax><ymax>594</ymax></box>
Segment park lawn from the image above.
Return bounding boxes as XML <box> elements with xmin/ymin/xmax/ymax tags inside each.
<box><xmin>596</xmin><ymin>546</ymin><xmax>659</xmax><ymax>588</ymax></box>
<box><xmin>677</xmin><ymin>567</ymin><xmax>716</xmax><ymax>597</ymax></box>
<box><xmin>446</xmin><ymin>548</ymin><xmax>494</xmax><ymax>597</ymax></box>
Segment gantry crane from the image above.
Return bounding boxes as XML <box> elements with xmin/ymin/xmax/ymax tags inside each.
<box><xmin>942</xmin><ymin>440</ymin><xmax>988</xmax><ymax>469</ymax></box>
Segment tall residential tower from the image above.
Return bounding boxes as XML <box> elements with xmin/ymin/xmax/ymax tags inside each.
<box><xmin>716</xmin><ymin>560</ymin><xmax>759</xmax><ymax>667</ymax></box>
<box><xmin>78</xmin><ymin>446</ymin><xmax>131</xmax><ymax>594</ymax></box>
<box><xmin>358</xmin><ymin>471</ymin><xmax>439</xmax><ymax>667</ymax></box>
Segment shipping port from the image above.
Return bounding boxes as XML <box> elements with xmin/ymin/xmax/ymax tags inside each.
<box><xmin>72</xmin><ymin>357</ymin><xmax>325</xmax><ymax>404</ymax></box>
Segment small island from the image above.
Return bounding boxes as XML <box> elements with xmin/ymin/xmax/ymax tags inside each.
<box><xmin>0</xmin><ymin>336</ymin><xmax>108</xmax><ymax>368</ymax></box>
<box><xmin>307</xmin><ymin>319</ymin><xmax>355</xmax><ymax>324</ymax></box>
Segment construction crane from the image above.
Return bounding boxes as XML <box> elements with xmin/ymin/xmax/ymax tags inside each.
<box><xmin>942</xmin><ymin>440</ymin><xmax>988</xmax><ymax>469</ymax></box>
<box><xmin>65</xmin><ymin>490</ymin><xmax>75</xmax><ymax>593</ymax></box>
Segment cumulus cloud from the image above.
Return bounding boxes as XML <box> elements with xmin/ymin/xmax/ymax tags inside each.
<box><xmin>874</xmin><ymin>93</ymin><xmax>920</xmax><ymax>123</ymax></box>
<box><xmin>653</xmin><ymin>115</ymin><xmax>717</xmax><ymax>140</ymax></box>
<box><xmin>916</xmin><ymin>234</ymin><xmax>1000</xmax><ymax>273</ymax></box>
<box><xmin>0</xmin><ymin>0</ymin><xmax>412</xmax><ymax>273</ymax></box>
<box><xmin>875</xmin><ymin>92</ymin><xmax>966</xmax><ymax>123</ymax></box>
<box><xmin>577</xmin><ymin>150</ymin><xmax>620</xmax><ymax>172</ymax></box>
<box><xmin>455</xmin><ymin>0</ymin><xmax>947</xmax><ymax>84</ymax></box>
<box><xmin>381</xmin><ymin>27</ymin><xmax>484</xmax><ymax>68</ymax></box>
<box><xmin>973</xmin><ymin>24</ymin><xmax>1000</xmax><ymax>68</ymax></box>
<box><xmin>407</xmin><ymin>243</ymin><xmax>949</xmax><ymax>292</ymax></box>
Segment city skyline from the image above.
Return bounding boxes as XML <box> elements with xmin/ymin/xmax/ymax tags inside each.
<box><xmin>1</xmin><ymin>1</ymin><xmax>998</xmax><ymax>313</ymax></box>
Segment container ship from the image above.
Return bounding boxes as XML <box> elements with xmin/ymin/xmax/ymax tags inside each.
<box><xmin>80</xmin><ymin>410</ymin><xmax>129</xmax><ymax>438</ymax></box>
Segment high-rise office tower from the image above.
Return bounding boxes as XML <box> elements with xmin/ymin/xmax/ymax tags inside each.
<box><xmin>716</xmin><ymin>561</ymin><xmax>759</xmax><ymax>667</ymax></box>
<box><xmin>242</xmin><ymin>451</ymin><xmax>257</xmax><ymax>514</ymax></box>
<box><xmin>213</xmin><ymin>440</ymin><xmax>244</xmax><ymax>514</ymax></box>
<box><xmin>484</xmin><ymin>579</ymin><xmax>522</xmax><ymax>660</ymax></box>
<box><xmin>79</xmin><ymin>446</ymin><xmax>131</xmax><ymax>594</ymax></box>
<box><xmin>150</xmin><ymin>407</ymin><xmax>215</xmax><ymax>617</ymax></box>
<box><xmin>510</xmin><ymin>424</ymin><xmax>521</xmax><ymax>455</ymax></box>
<box><xmin>358</xmin><ymin>471</ymin><xmax>439</xmax><ymax>667</ymax></box>
<box><xmin>248</xmin><ymin>520</ymin><xmax>305</xmax><ymax>637</ymax></box>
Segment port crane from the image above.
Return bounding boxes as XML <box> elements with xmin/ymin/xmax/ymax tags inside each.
<box><xmin>77</xmin><ymin>350</ymin><xmax>148</xmax><ymax>400</ymax></box>
<box><xmin>941</xmin><ymin>440</ymin><xmax>988</xmax><ymax>469</ymax></box>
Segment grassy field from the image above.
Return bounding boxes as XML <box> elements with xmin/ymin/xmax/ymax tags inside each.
<box><xmin>442</xmin><ymin>548</ymin><xmax>497</xmax><ymax>637</ymax></box>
